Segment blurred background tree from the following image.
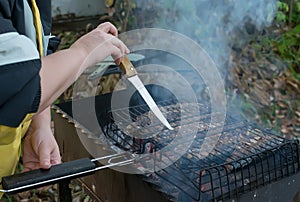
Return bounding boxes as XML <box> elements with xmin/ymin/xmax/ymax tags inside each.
<box><xmin>101</xmin><ymin>0</ymin><xmax>137</xmax><ymax>32</ymax></box>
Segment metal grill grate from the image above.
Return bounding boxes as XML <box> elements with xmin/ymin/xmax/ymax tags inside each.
<box><xmin>101</xmin><ymin>102</ymin><xmax>300</xmax><ymax>201</ymax></box>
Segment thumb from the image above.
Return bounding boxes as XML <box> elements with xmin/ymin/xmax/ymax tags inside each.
<box><xmin>38</xmin><ymin>143</ymin><xmax>51</xmax><ymax>169</ymax></box>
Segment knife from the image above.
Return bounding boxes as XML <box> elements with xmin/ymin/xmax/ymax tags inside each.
<box><xmin>119</xmin><ymin>56</ymin><xmax>173</xmax><ymax>130</ymax></box>
<box><xmin>88</xmin><ymin>53</ymin><xmax>145</xmax><ymax>81</ymax></box>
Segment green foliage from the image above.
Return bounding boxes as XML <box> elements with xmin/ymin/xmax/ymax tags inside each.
<box><xmin>276</xmin><ymin>0</ymin><xmax>300</xmax><ymax>24</ymax></box>
<box><xmin>2</xmin><ymin>194</ymin><xmax>13</xmax><ymax>202</ymax></box>
<box><xmin>274</xmin><ymin>24</ymin><xmax>300</xmax><ymax>81</ymax></box>
<box><xmin>291</xmin><ymin>1</ymin><xmax>300</xmax><ymax>24</ymax></box>
<box><xmin>276</xmin><ymin>1</ymin><xmax>290</xmax><ymax>22</ymax></box>
<box><xmin>272</xmin><ymin>0</ymin><xmax>300</xmax><ymax>81</ymax></box>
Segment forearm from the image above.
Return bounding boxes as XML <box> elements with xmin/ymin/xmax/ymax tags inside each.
<box><xmin>38</xmin><ymin>48</ymin><xmax>86</xmax><ymax>112</ymax></box>
<box><xmin>38</xmin><ymin>22</ymin><xmax>129</xmax><ymax>113</ymax></box>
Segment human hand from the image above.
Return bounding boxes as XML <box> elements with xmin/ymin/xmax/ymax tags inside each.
<box><xmin>70</xmin><ymin>22</ymin><xmax>130</xmax><ymax>67</ymax></box>
<box><xmin>22</xmin><ymin>126</ymin><xmax>61</xmax><ymax>171</ymax></box>
<box><xmin>22</xmin><ymin>109</ymin><xmax>61</xmax><ymax>171</ymax></box>
<box><xmin>37</xmin><ymin>23</ymin><xmax>129</xmax><ymax>112</ymax></box>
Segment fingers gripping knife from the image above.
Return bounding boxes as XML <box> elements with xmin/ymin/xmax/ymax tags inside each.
<box><xmin>119</xmin><ymin>56</ymin><xmax>173</xmax><ymax>130</ymax></box>
<box><xmin>87</xmin><ymin>53</ymin><xmax>145</xmax><ymax>81</ymax></box>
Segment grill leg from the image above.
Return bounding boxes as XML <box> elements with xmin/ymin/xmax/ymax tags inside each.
<box><xmin>58</xmin><ymin>180</ymin><xmax>72</xmax><ymax>202</ymax></box>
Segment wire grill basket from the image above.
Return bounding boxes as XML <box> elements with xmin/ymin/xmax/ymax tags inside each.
<box><xmin>102</xmin><ymin>101</ymin><xmax>300</xmax><ymax>201</ymax></box>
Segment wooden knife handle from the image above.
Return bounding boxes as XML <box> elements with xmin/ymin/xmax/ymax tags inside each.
<box><xmin>119</xmin><ymin>56</ymin><xmax>137</xmax><ymax>77</ymax></box>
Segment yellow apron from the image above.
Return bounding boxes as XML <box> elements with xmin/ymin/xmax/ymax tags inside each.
<box><xmin>0</xmin><ymin>0</ymin><xmax>43</xmax><ymax>198</ymax></box>
<box><xmin>0</xmin><ymin>114</ymin><xmax>33</xmax><ymax>197</ymax></box>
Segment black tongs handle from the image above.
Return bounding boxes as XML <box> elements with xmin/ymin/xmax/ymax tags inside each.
<box><xmin>1</xmin><ymin>158</ymin><xmax>96</xmax><ymax>194</ymax></box>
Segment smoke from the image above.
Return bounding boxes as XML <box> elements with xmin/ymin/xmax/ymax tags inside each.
<box><xmin>132</xmin><ymin>0</ymin><xmax>279</xmax><ymax>120</ymax></box>
<box><xmin>136</xmin><ymin>0</ymin><xmax>277</xmax><ymax>76</ymax></box>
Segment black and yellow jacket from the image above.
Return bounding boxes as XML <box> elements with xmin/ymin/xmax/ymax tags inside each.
<box><xmin>0</xmin><ymin>0</ymin><xmax>58</xmax><ymax>194</ymax></box>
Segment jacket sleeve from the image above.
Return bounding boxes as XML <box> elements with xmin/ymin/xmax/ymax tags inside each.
<box><xmin>0</xmin><ymin>3</ymin><xmax>42</xmax><ymax>127</ymax></box>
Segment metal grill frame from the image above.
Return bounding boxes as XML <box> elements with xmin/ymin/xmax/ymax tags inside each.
<box><xmin>102</xmin><ymin>102</ymin><xmax>300</xmax><ymax>201</ymax></box>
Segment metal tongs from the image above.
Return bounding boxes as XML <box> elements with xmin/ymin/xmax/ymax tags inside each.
<box><xmin>0</xmin><ymin>153</ymin><xmax>135</xmax><ymax>193</ymax></box>
<box><xmin>119</xmin><ymin>56</ymin><xmax>173</xmax><ymax>130</ymax></box>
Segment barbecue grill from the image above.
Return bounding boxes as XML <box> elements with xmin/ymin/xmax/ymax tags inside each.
<box><xmin>2</xmin><ymin>51</ymin><xmax>300</xmax><ymax>202</ymax></box>
<box><xmin>51</xmin><ymin>84</ymin><xmax>300</xmax><ymax>202</ymax></box>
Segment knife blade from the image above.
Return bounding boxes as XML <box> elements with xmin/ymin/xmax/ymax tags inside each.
<box><xmin>119</xmin><ymin>56</ymin><xmax>173</xmax><ymax>130</ymax></box>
